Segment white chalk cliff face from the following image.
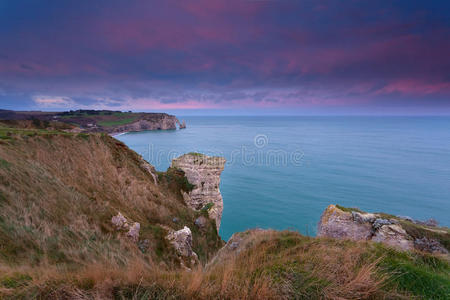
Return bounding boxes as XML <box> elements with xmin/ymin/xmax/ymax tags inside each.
<box><xmin>111</xmin><ymin>114</ymin><xmax>180</xmax><ymax>134</ymax></box>
<box><xmin>171</xmin><ymin>153</ymin><xmax>226</xmax><ymax>231</ymax></box>
<box><xmin>317</xmin><ymin>205</ymin><xmax>448</xmax><ymax>254</ymax></box>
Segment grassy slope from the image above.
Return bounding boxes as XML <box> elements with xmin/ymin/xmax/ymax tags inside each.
<box><xmin>0</xmin><ymin>127</ymin><xmax>222</xmax><ymax>297</ymax></box>
<box><xmin>59</xmin><ymin>112</ymin><xmax>140</xmax><ymax>128</ymax></box>
<box><xmin>0</xmin><ymin>110</ymin><xmax>171</xmax><ymax>131</ymax></box>
<box><xmin>0</xmin><ymin>126</ymin><xmax>448</xmax><ymax>299</ymax></box>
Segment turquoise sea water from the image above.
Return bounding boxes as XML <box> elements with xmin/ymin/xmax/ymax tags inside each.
<box><xmin>117</xmin><ymin>116</ymin><xmax>450</xmax><ymax>240</ymax></box>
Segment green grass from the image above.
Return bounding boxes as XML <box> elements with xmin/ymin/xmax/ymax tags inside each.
<box><xmin>374</xmin><ymin>244</ymin><xmax>450</xmax><ymax>299</ymax></box>
<box><xmin>1</xmin><ymin>273</ymin><xmax>32</xmax><ymax>289</ymax></box>
<box><xmin>162</xmin><ymin>168</ymin><xmax>196</xmax><ymax>193</ymax></box>
<box><xmin>0</xmin><ymin>126</ymin><xmax>73</xmax><ymax>140</ymax></box>
<box><xmin>335</xmin><ymin>204</ymin><xmax>364</xmax><ymax>213</ymax></box>
<box><xmin>0</xmin><ymin>158</ymin><xmax>10</xmax><ymax>169</ymax></box>
<box><xmin>201</xmin><ymin>203</ymin><xmax>214</xmax><ymax>213</ymax></box>
<box><xmin>187</xmin><ymin>152</ymin><xmax>205</xmax><ymax>157</ymax></box>
<box><xmin>97</xmin><ymin>115</ymin><xmax>138</xmax><ymax>127</ymax></box>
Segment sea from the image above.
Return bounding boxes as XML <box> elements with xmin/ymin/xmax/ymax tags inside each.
<box><xmin>116</xmin><ymin>116</ymin><xmax>450</xmax><ymax>240</ymax></box>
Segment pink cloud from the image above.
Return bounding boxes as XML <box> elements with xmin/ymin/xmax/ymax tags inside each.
<box><xmin>377</xmin><ymin>80</ymin><xmax>450</xmax><ymax>95</ymax></box>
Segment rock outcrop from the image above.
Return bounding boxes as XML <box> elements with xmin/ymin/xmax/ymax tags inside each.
<box><xmin>317</xmin><ymin>206</ymin><xmax>373</xmax><ymax>240</ymax></box>
<box><xmin>111</xmin><ymin>212</ymin><xmax>140</xmax><ymax>242</ymax></box>
<box><xmin>177</xmin><ymin>119</ymin><xmax>187</xmax><ymax>129</ymax></box>
<box><xmin>318</xmin><ymin>205</ymin><xmax>448</xmax><ymax>254</ymax></box>
<box><xmin>111</xmin><ymin>114</ymin><xmax>179</xmax><ymax>134</ymax></box>
<box><xmin>171</xmin><ymin>153</ymin><xmax>226</xmax><ymax>231</ymax></box>
<box><xmin>166</xmin><ymin>226</ymin><xmax>199</xmax><ymax>266</ymax></box>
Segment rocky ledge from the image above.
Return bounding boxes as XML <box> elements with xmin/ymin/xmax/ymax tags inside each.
<box><xmin>171</xmin><ymin>153</ymin><xmax>226</xmax><ymax>231</ymax></box>
<box><xmin>318</xmin><ymin>204</ymin><xmax>449</xmax><ymax>254</ymax></box>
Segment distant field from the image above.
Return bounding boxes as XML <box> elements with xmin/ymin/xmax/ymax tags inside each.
<box><xmin>54</xmin><ymin>112</ymin><xmax>139</xmax><ymax>127</ymax></box>
<box><xmin>0</xmin><ymin>110</ymin><xmax>178</xmax><ymax>133</ymax></box>
<box><xmin>97</xmin><ymin>116</ymin><xmax>138</xmax><ymax>127</ymax></box>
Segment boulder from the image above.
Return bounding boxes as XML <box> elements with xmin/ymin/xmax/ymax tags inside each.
<box><xmin>317</xmin><ymin>205</ymin><xmax>372</xmax><ymax>240</ymax></box>
<box><xmin>126</xmin><ymin>222</ymin><xmax>140</xmax><ymax>242</ymax></box>
<box><xmin>111</xmin><ymin>212</ymin><xmax>140</xmax><ymax>242</ymax></box>
<box><xmin>166</xmin><ymin>226</ymin><xmax>198</xmax><ymax>261</ymax></box>
<box><xmin>111</xmin><ymin>212</ymin><xmax>128</xmax><ymax>230</ymax></box>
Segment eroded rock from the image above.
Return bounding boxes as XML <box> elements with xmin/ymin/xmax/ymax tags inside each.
<box><xmin>111</xmin><ymin>212</ymin><xmax>140</xmax><ymax>242</ymax></box>
<box><xmin>171</xmin><ymin>153</ymin><xmax>226</xmax><ymax>231</ymax></box>
<box><xmin>111</xmin><ymin>114</ymin><xmax>179</xmax><ymax>134</ymax></box>
<box><xmin>372</xmin><ymin>224</ymin><xmax>413</xmax><ymax>251</ymax></box>
<box><xmin>317</xmin><ymin>205</ymin><xmax>372</xmax><ymax>240</ymax></box>
<box><xmin>318</xmin><ymin>205</ymin><xmax>448</xmax><ymax>254</ymax></box>
<box><xmin>126</xmin><ymin>222</ymin><xmax>140</xmax><ymax>242</ymax></box>
<box><xmin>373</xmin><ymin>218</ymin><xmax>394</xmax><ymax>230</ymax></box>
<box><xmin>414</xmin><ymin>237</ymin><xmax>448</xmax><ymax>254</ymax></box>
<box><xmin>352</xmin><ymin>211</ymin><xmax>376</xmax><ymax>224</ymax></box>
<box><xmin>111</xmin><ymin>212</ymin><xmax>128</xmax><ymax>230</ymax></box>
<box><xmin>166</xmin><ymin>226</ymin><xmax>198</xmax><ymax>263</ymax></box>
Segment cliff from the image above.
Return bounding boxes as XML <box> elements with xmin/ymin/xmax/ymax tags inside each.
<box><xmin>318</xmin><ymin>204</ymin><xmax>449</xmax><ymax>254</ymax></box>
<box><xmin>0</xmin><ymin>124</ymin><xmax>448</xmax><ymax>299</ymax></box>
<box><xmin>0</xmin><ymin>126</ymin><xmax>222</xmax><ymax>272</ymax></box>
<box><xmin>0</xmin><ymin>109</ymin><xmax>184</xmax><ymax>134</ymax></box>
<box><xmin>171</xmin><ymin>153</ymin><xmax>226</xmax><ymax>231</ymax></box>
<box><xmin>108</xmin><ymin>113</ymin><xmax>178</xmax><ymax>134</ymax></box>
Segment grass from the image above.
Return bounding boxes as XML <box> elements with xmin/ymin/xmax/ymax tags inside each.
<box><xmin>201</xmin><ymin>203</ymin><xmax>214</xmax><ymax>213</ymax></box>
<box><xmin>97</xmin><ymin>116</ymin><xmax>138</xmax><ymax>127</ymax></box>
<box><xmin>0</xmin><ymin>126</ymin><xmax>73</xmax><ymax>141</ymax></box>
<box><xmin>187</xmin><ymin>152</ymin><xmax>205</xmax><ymax>157</ymax></box>
<box><xmin>3</xmin><ymin>230</ymin><xmax>444</xmax><ymax>299</ymax></box>
<box><xmin>0</xmin><ymin>128</ymin><xmax>222</xmax><ymax>270</ymax></box>
<box><xmin>400</xmin><ymin>220</ymin><xmax>450</xmax><ymax>250</ymax></box>
<box><xmin>374</xmin><ymin>244</ymin><xmax>450</xmax><ymax>298</ymax></box>
<box><xmin>335</xmin><ymin>204</ymin><xmax>364</xmax><ymax>214</ymax></box>
<box><xmin>160</xmin><ymin>167</ymin><xmax>196</xmax><ymax>193</ymax></box>
<box><xmin>0</xmin><ymin>158</ymin><xmax>10</xmax><ymax>169</ymax></box>
<box><xmin>0</xmin><ymin>129</ymin><xmax>448</xmax><ymax>299</ymax></box>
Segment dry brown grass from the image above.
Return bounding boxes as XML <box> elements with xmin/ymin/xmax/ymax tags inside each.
<box><xmin>1</xmin><ymin>131</ymin><xmax>448</xmax><ymax>299</ymax></box>
<box><xmin>0</xmin><ymin>230</ymin><xmax>408</xmax><ymax>299</ymax></box>
<box><xmin>0</xmin><ymin>133</ymin><xmax>222</xmax><ymax>270</ymax></box>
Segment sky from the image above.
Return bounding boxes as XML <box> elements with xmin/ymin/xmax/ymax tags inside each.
<box><xmin>1</xmin><ymin>0</ymin><xmax>449</xmax><ymax>115</ymax></box>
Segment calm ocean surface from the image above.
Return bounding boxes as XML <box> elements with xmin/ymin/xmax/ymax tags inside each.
<box><xmin>117</xmin><ymin>116</ymin><xmax>450</xmax><ymax>240</ymax></box>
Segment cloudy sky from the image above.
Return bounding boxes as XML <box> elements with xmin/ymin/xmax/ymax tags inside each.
<box><xmin>1</xmin><ymin>0</ymin><xmax>449</xmax><ymax>115</ymax></box>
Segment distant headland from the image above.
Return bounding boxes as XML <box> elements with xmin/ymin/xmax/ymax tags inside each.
<box><xmin>0</xmin><ymin>109</ymin><xmax>186</xmax><ymax>134</ymax></box>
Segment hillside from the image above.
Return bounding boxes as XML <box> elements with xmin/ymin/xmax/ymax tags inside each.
<box><xmin>0</xmin><ymin>110</ymin><xmax>185</xmax><ymax>134</ymax></box>
<box><xmin>0</xmin><ymin>125</ymin><xmax>449</xmax><ymax>299</ymax></box>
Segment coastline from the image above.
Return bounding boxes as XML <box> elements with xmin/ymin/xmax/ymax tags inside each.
<box><xmin>110</xmin><ymin>131</ymin><xmax>129</xmax><ymax>137</ymax></box>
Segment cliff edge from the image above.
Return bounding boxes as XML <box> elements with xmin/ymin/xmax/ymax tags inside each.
<box><xmin>0</xmin><ymin>124</ymin><xmax>448</xmax><ymax>299</ymax></box>
<box><xmin>318</xmin><ymin>204</ymin><xmax>449</xmax><ymax>254</ymax></box>
<box><xmin>0</xmin><ymin>109</ymin><xmax>185</xmax><ymax>134</ymax></box>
